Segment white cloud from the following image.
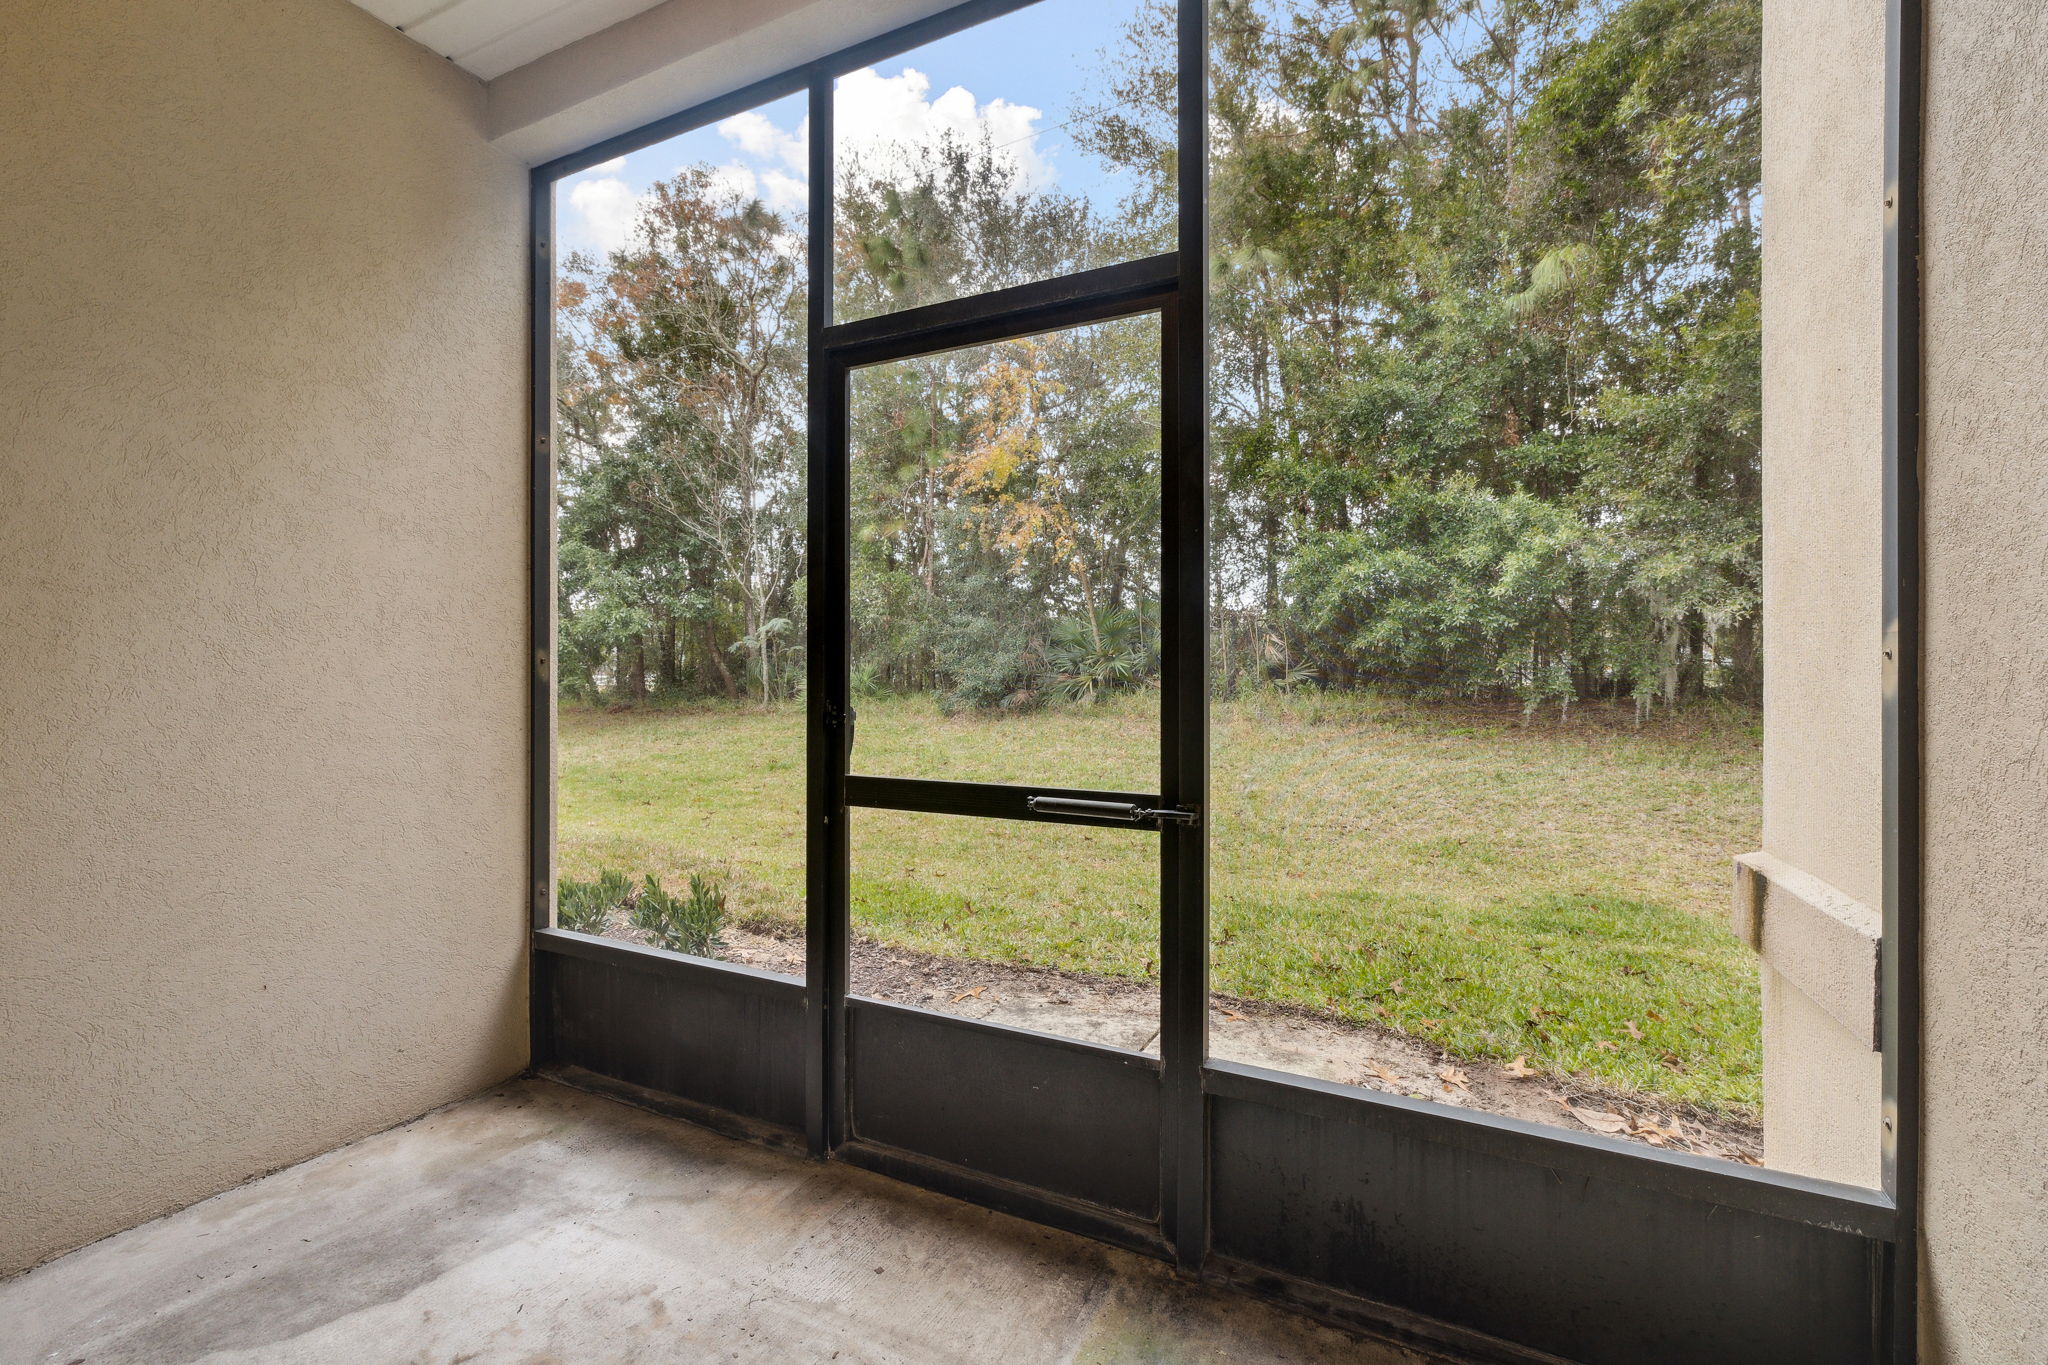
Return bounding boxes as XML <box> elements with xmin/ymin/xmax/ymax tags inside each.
<box><xmin>566</xmin><ymin>67</ymin><xmax>1048</xmax><ymax>252</ymax></box>
<box><xmin>703</xmin><ymin>162</ymin><xmax>761</xmax><ymax>204</ymax></box>
<box><xmin>702</xmin><ymin>69</ymin><xmax>1053</xmax><ymax>205</ymax></box>
<box><xmin>718</xmin><ymin>110</ymin><xmax>808</xmax><ymax>173</ymax></box>
<box><xmin>832</xmin><ymin>66</ymin><xmax>1051</xmax><ymax>190</ymax></box>
<box><xmin>568</xmin><ymin>176</ymin><xmax>647</xmax><ymax>254</ymax></box>
<box><xmin>760</xmin><ymin>169</ymin><xmax>807</xmax><ymax>213</ymax></box>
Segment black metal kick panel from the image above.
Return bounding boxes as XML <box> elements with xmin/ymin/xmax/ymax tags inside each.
<box><xmin>1209</xmin><ymin>1087</ymin><xmax>1881</xmax><ymax>1365</ymax></box>
<box><xmin>538</xmin><ymin>934</ymin><xmax>807</xmax><ymax>1134</ymax></box>
<box><xmin>846</xmin><ymin>999</ymin><xmax>1162</xmax><ymax>1220</ymax></box>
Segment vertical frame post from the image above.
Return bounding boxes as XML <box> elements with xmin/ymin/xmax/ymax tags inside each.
<box><xmin>528</xmin><ymin>170</ymin><xmax>559</xmax><ymax>1071</ymax></box>
<box><xmin>528</xmin><ymin>165</ymin><xmax>561</xmax><ymax>1096</ymax></box>
<box><xmin>529</xmin><ymin>171</ymin><xmax>557</xmax><ymax>942</ymax></box>
<box><xmin>805</xmin><ymin>72</ymin><xmax>851</xmax><ymax>1158</ymax></box>
<box><xmin>1880</xmin><ymin>0</ymin><xmax>1923</xmax><ymax>1356</ymax></box>
<box><xmin>1160</xmin><ymin>0</ymin><xmax>1210</xmax><ymax>1274</ymax></box>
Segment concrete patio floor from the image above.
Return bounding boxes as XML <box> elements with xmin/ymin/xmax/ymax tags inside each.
<box><xmin>2</xmin><ymin>1078</ymin><xmax>1445</xmax><ymax>1364</ymax></box>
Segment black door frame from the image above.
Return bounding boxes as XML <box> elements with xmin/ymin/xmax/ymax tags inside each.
<box><xmin>527</xmin><ymin>0</ymin><xmax>1925</xmax><ymax>1358</ymax></box>
<box><xmin>807</xmin><ymin>249</ymin><xmax>1200</xmax><ymax>1249</ymax></box>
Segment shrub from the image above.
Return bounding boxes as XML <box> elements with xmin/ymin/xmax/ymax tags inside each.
<box><xmin>630</xmin><ymin>873</ymin><xmax>728</xmax><ymax>958</ymax></box>
<box><xmin>557</xmin><ymin>868</ymin><xmax>633</xmax><ymax>934</ymax></box>
<box><xmin>1040</xmin><ymin>605</ymin><xmax>1160</xmax><ymax>704</ymax></box>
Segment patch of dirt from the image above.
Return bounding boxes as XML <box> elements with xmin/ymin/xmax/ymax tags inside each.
<box><xmin>696</xmin><ymin>925</ymin><xmax>1760</xmax><ymax>1165</ymax></box>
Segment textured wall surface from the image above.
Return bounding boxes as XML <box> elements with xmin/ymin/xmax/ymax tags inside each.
<box><xmin>1920</xmin><ymin>0</ymin><xmax>2048</xmax><ymax>1357</ymax></box>
<box><xmin>1757</xmin><ymin>0</ymin><xmax>1886</xmax><ymax>1186</ymax></box>
<box><xmin>0</xmin><ymin>0</ymin><xmax>530</xmax><ymax>1275</ymax></box>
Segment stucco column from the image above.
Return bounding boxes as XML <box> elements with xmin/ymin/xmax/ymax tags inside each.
<box><xmin>1755</xmin><ymin>0</ymin><xmax>1886</xmax><ymax>1188</ymax></box>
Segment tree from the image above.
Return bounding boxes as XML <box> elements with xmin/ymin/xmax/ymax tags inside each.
<box><xmin>555</xmin><ymin>0</ymin><xmax>1764</xmax><ymax>717</ymax></box>
<box><xmin>1086</xmin><ymin>0</ymin><xmax>1760</xmax><ymax>710</ymax></box>
<box><xmin>557</xmin><ymin>168</ymin><xmax>808</xmax><ymax>704</ymax></box>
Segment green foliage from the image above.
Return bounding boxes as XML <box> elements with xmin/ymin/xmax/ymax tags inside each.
<box><xmin>558</xmin><ymin>866</ymin><xmax>730</xmax><ymax>957</ymax></box>
<box><xmin>1092</xmin><ymin>0</ymin><xmax>1762</xmax><ymax>710</ymax></box>
<box><xmin>1289</xmin><ymin>477</ymin><xmax>1607</xmax><ymax>710</ymax></box>
<box><xmin>556</xmin><ymin>868</ymin><xmax>635</xmax><ymax>934</ymax></box>
<box><xmin>933</xmin><ymin>582</ymin><xmax>1044</xmax><ymax>714</ymax></box>
<box><xmin>629</xmin><ymin>873</ymin><xmax>729</xmax><ymax>958</ymax></box>
<box><xmin>1041</xmin><ymin>606</ymin><xmax>1160</xmax><ymax>704</ymax></box>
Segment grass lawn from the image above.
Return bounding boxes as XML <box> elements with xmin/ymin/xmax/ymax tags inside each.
<box><xmin>557</xmin><ymin>692</ymin><xmax>1763</xmax><ymax>1116</ymax></box>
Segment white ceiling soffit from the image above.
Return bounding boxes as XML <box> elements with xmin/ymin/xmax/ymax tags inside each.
<box><xmin>352</xmin><ymin>0</ymin><xmax>673</xmax><ymax>81</ymax></box>
<box><xmin>356</xmin><ymin>0</ymin><xmax>967</xmax><ymax>165</ymax></box>
<box><xmin>479</xmin><ymin>0</ymin><xmax>964</xmax><ymax>166</ymax></box>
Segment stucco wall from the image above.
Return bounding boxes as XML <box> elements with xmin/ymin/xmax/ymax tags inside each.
<box><xmin>1920</xmin><ymin>0</ymin><xmax>2048</xmax><ymax>1357</ymax></box>
<box><xmin>0</xmin><ymin>0</ymin><xmax>530</xmax><ymax>1275</ymax></box>
<box><xmin>1758</xmin><ymin>0</ymin><xmax>1886</xmax><ymax>1186</ymax></box>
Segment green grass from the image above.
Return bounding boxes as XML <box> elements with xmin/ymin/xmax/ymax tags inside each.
<box><xmin>558</xmin><ymin>692</ymin><xmax>1762</xmax><ymax>1115</ymax></box>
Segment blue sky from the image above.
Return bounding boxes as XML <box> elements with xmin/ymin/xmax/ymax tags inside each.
<box><xmin>553</xmin><ymin>0</ymin><xmax>1157</xmax><ymax>265</ymax></box>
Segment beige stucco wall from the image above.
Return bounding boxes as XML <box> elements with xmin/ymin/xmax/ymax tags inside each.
<box><xmin>1758</xmin><ymin>0</ymin><xmax>1886</xmax><ymax>1187</ymax></box>
<box><xmin>1920</xmin><ymin>1</ymin><xmax>2048</xmax><ymax>1358</ymax></box>
<box><xmin>0</xmin><ymin>0</ymin><xmax>530</xmax><ymax>1276</ymax></box>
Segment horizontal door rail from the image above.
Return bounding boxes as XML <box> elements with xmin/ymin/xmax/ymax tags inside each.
<box><xmin>1202</xmin><ymin>1058</ymin><xmax>1899</xmax><ymax>1240</ymax></box>
<box><xmin>819</xmin><ymin>253</ymin><xmax>1178</xmax><ymax>367</ymax></box>
<box><xmin>844</xmin><ymin>774</ymin><xmax>1165</xmax><ymax>826</ymax></box>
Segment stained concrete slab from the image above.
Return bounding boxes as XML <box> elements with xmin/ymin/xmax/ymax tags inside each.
<box><xmin>0</xmin><ymin>1079</ymin><xmax>1444</xmax><ymax>1365</ymax></box>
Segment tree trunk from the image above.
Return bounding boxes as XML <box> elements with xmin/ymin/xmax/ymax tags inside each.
<box><xmin>624</xmin><ymin>633</ymin><xmax>648</xmax><ymax>701</ymax></box>
<box><xmin>1725</xmin><ymin>611</ymin><xmax>1763</xmax><ymax>704</ymax></box>
<box><xmin>656</xmin><ymin>619</ymin><xmax>682</xmax><ymax>695</ymax></box>
<box><xmin>1682</xmin><ymin>613</ymin><xmax>1707</xmax><ymax>699</ymax></box>
<box><xmin>1660</xmin><ymin>622</ymin><xmax>1681</xmax><ymax>709</ymax></box>
<box><xmin>700</xmin><ymin>624</ymin><xmax>739</xmax><ymax>701</ymax></box>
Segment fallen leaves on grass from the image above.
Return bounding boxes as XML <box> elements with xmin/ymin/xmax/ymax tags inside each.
<box><xmin>1623</xmin><ymin>1020</ymin><xmax>1645</xmax><ymax>1041</ymax></box>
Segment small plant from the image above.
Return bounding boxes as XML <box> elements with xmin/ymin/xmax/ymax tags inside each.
<box><xmin>556</xmin><ymin>868</ymin><xmax>633</xmax><ymax>934</ymax></box>
<box><xmin>630</xmin><ymin>873</ymin><xmax>728</xmax><ymax>958</ymax></box>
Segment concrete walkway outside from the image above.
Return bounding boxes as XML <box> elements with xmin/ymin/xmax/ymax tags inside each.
<box><xmin>2</xmin><ymin>1078</ymin><xmax>1442</xmax><ymax>1364</ymax></box>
